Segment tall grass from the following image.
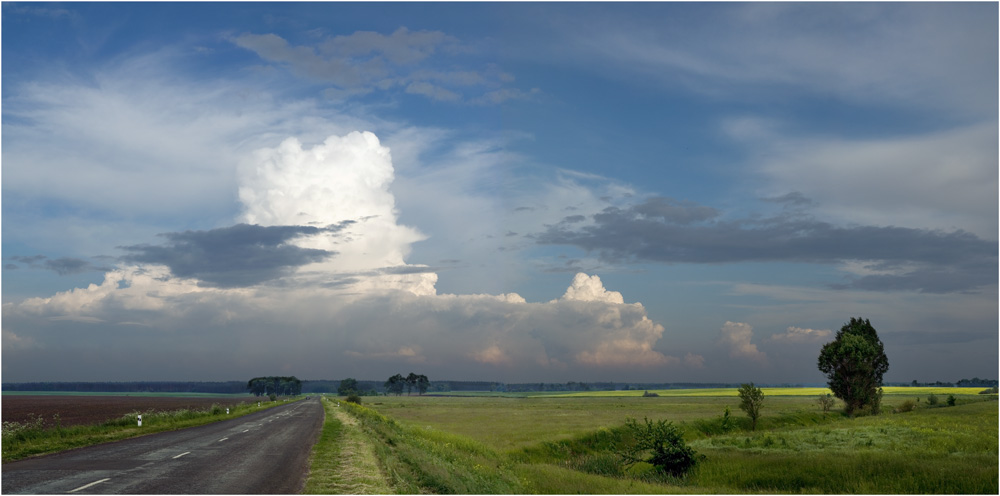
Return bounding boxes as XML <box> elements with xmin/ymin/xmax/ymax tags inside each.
<box><xmin>359</xmin><ymin>391</ymin><xmax>997</xmax><ymax>494</ymax></box>
<box><xmin>2</xmin><ymin>399</ymin><xmax>297</xmax><ymax>462</ymax></box>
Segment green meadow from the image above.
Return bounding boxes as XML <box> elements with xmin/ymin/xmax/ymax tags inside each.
<box><xmin>308</xmin><ymin>388</ymin><xmax>998</xmax><ymax>493</ymax></box>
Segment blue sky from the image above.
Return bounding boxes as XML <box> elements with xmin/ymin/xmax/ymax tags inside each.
<box><xmin>2</xmin><ymin>2</ymin><xmax>997</xmax><ymax>384</ymax></box>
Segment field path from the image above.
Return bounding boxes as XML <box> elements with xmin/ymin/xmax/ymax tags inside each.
<box><xmin>2</xmin><ymin>398</ymin><xmax>323</xmax><ymax>494</ymax></box>
<box><xmin>304</xmin><ymin>399</ymin><xmax>392</xmax><ymax>494</ymax></box>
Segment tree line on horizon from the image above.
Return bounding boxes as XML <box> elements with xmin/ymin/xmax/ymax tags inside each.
<box><xmin>246</xmin><ymin>376</ymin><xmax>302</xmax><ymax>397</ymax></box>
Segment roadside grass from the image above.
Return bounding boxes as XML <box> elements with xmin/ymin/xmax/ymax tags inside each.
<box><xmin>339</xmin><ymin>399</ymin><xmax>525</xmax><ymax>493</ymax></box>
<box><xmin>1</xmin><ymin>397</ymin><xmax>301</xmax><ymax>462</ymax></box>
<box><xmin>303</xmin><ymin>397</ymin><xmax>392</xmax><ymax>494</ymax></box>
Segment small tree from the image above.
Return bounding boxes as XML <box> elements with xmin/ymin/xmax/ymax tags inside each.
<box><xmin>818</xmin><ymin>393</ymin><xmax>836</xmax><ymax>412</ymax></box>
<box><xmin>617</xmin><ymin>417</ymin><xmax>698</xmax><ymax>477</ymax></box>
<box><xmin>738</xmin><ymin>382</ymin><xmax>764</xmax><ymax>431</ymax></box>
<box><xmin>947</xmin><ymin>394</ymin><xmax>956</xmax><ymax>407</ymax></box>
<box><xmin>818</xmin><ymin>317</ymin><xmax>889</xmax><ymax>416</ymax></box>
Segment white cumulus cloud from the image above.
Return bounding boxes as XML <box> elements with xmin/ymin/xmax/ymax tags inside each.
<box><xmin>719</xmin><ymin>321</ymin><xmax>768</xmax><ymax>364</ymax></box>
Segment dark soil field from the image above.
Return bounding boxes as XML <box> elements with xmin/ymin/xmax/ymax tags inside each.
<box><xmin>3</xmin><ymin>395</ymin><xmax>256</xmax><ymax>428</ymax></box>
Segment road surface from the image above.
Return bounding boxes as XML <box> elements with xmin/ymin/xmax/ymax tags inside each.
<box><xmin>2</xmin><ymin>397</ymin><xmax>324</xmax><ymax>494</ymax></box>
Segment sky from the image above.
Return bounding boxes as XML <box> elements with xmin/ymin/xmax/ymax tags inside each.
<box><xmin>2</xmin><ymin>2</ymin><xmax>997</xmax><ymax>385</ymax></box>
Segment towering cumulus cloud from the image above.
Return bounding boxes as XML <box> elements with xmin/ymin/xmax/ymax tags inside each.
<box><xmin>2</xmin><ymin>131</ymin><xmax>691</xmax><ymax>381</ymax></box>
<box><xmin>237</xmin><ymin>132</ymin><xmax>436</xmax><ymax>294</ymax></box>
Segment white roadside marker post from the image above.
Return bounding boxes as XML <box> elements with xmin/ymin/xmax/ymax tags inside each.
<box><xmin>226</xmin><ymin>408</ymin><xmax>230</xmax><ymax>414</ymax></box>
<box><xmin>137</xmin><ymin>414</ymin><xmax>142</xmax><ymax>427</ymax></box>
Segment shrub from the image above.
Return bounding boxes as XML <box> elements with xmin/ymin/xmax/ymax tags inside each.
<box><xmin>720</xmin><ymin>407</ymin><xmax>734</xmax><ymax>433</ymax></box>
<box><xmin>978</xmin><ymin>387</ymin><xmax>998</xmax><ymax>394</ymax></box>
<box><xmin>927</xmin><ymin>394</ymin><xmax>939</xmax><ymax>406</ymax></box>
<box><xmin>869</xmin><ymin>387</ymin><xmax>884</xmax><ymax>415</ymax></box>
<box><xmin>616</xmin><ymin>417</ymin><xmax>698</xmax><ymax>478</ymax></box>
<box><xmin>818</xmin><ymin>394</ymin><xmax>836</xmax><ymax>412</ymax></box>
<box><xmin>346</xmin><ymin>394</ymin><xmax>362</xmax><ymax>405</ymax></box>
<box><xmin>893</xmin><ymin>400</ymin><xmax>916</xmax><ymax>413</ymax></box>
<box><xmin>738</xmin><ymin>382</ymin><xmax>764</xmax><ymax>431</ymax></box>
<box><xmin>642</xmin><ymin>390</ymin><xmax>659</xmax><ymax>397</ymax></box>
<box><xmin>946</xmin><ymin>395</ymin><xmax>956</xmax><ymax>407</ymax></box>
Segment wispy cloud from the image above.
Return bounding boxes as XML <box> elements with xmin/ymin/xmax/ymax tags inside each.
<box><xmin>233</xmin><ymin>27</ymin><xmax>536</xmax><ymax>105</ymax></box>
<box><xmin>6</xmin><ymin>255</ymin><xmax>107</xmax><ymax>275</ymax></box>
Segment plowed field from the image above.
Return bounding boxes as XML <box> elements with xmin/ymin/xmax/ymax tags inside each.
<box><xmin>3</xmin><ymin>395</ymin><xmax>254</xmax><ymax>428</ymax></box>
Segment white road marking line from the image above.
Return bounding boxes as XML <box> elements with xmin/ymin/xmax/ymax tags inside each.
<box><xmin>218</xmin><ymin>437</ymin><xmax>229</xmax><ymax>442</ymax></box>
<box><xmin>172</xmin><ymin>451</ymin><xmax>191</xmax><ymax>459</ymax></box>
<box><xmin>68</xmin><ymin>478</ymin><xmax>111</xmax><ymax>493</ymax></box>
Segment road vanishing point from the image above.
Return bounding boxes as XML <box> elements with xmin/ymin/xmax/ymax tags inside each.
<box><xmin>2</xmin><ymin>397</ymin><xmax>324</xmax><ymax>494</ymax></box>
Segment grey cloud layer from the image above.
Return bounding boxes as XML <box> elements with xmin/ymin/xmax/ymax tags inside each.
<box><xmin>119</xmin><ymin>223</ymin><xmax>351</xmax><ymax>288</ymax></box>
<box><xmin>6</xmin><ymin>255</ymin><xmax>107</xmax><ymax>275</ymax></box>
<box><xmin>537</xmin><ymin>196</ymin><xmax>997</xmax><ymax>293</ymax></box>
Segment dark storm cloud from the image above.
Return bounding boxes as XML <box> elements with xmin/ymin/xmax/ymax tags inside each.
<box><xmin>120</xmin><ymin>223</ymin><xmax>343</xmax><ymax>288</ymax></box>
<box><xmin>537</xmin><ymin>196</ymin><xmax>997</xmax><ymax>293</ymax></box>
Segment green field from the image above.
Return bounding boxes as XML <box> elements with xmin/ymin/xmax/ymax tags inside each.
<box><xmin>309</xmin><ymin>388</ymin><xmax>999</xmax><ymax>493</ymax></box>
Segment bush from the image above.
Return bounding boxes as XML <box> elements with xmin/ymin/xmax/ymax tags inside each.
<box><xmin>616</xmin><ymin>417</ymin><xmax>698</xmax><ymax>478</ymax></box>
<box><xmin>893</xmin><ymin>400</ymin><xmax>916</xmax><ymax>413</ymax></box>
<box><xmin>978</xmin><ymin>387</ymin><xmax>998</xmax><ymax>394</ymax></box>
<box><xmin>345</xmin><ymin>394</ymin><xmax>362</xmax><ymax>405</ymax></box>
<box><xmin>818</xmin><ymin>394</ymin><xmax>836</xmax><ymax>412</ymax></box>
<box><xmin>927</xmin><ymin>394</ymin><xmax>939</xmax><ymax>406</ymax></box>
<box><xmin>720</xmin><ymin>407</ymin><xmax>734</xmax><ymax>433</ymax></box>
<box><xmin>642</xmin><ymin>390</ymin><xmax>659</xmax><ymax>397</ymax></box>
<box><xmin>946</xmin><ymin>395</ymin><xmax>956</xmax><ymax>407</ymax></box>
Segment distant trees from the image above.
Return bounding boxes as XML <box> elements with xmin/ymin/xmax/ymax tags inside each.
<box><xmin>737</xmin><ymin>382</ymin><xmax>764</xmax><ymax>431</ymax></box>
<box><xmin>385</xmin><ymin>374</ymin><xmax>405</xmax><ymax>396</ymax></box>
<box><xmin>385</xmin><ymin>372</ymin><xmax>430</xmax><ymax>396</ymax></box>
<box><xmin>338</xmin><ymin>378</ymin><xmax>359</xmax><ymax>396</ymax></box>
<box><xmin>247</xmin><ymin>376</ymin><xmax>302</xmax><ymax>397</ymax></box>
<box><xmin>817</xmin><ymin>317</ymin><xmax>889</xmax><ymax>416</ymax></box>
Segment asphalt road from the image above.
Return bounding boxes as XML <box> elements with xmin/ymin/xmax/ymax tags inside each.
<box><xmin>2</xmin><ymin>397</ymin><xmax>324</xmax><ymax>494</ymax></box>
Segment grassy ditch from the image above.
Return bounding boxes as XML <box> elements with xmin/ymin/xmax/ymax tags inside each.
<box><xmin>1</xmin><ymin>397</ymin><xmax>301</xmax><ymax>462</ymax></box>
<box><xmin>336</xmin><ymin>399</ymin><xmax>527</xmax><ymax>493</ymax></box>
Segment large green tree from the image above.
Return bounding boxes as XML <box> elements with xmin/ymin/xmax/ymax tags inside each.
<box><xmin>817</xmin><ymin>317</ymin><xmax>889</xmax><ymax>415</ymax></box>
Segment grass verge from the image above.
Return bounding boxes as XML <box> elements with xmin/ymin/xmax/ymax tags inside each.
<box><xmin>303</xmin><ymin>397</ymin><xmax>392</xmax><ymax>494</ymax></box>
<box><xmin>340</xmin><ymin>399</ymin><xmax>526</xmax><ymax>493</ymax></box>
<box><xmin>2</xmin><ymin>397</ymin><xmax>301</xmax><ymax>462</ymax></box>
